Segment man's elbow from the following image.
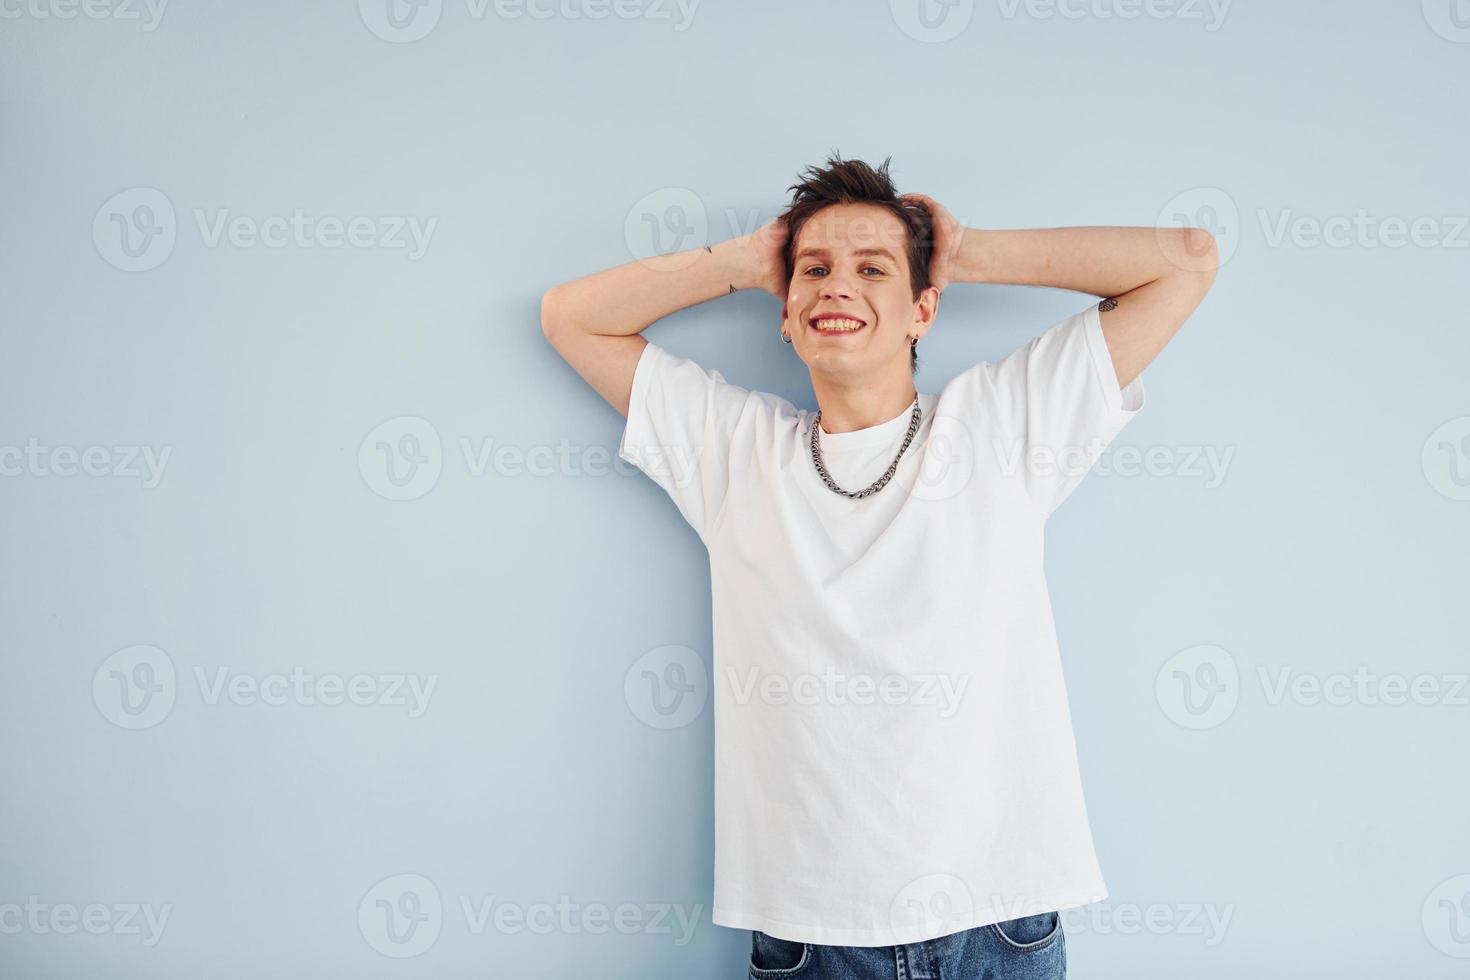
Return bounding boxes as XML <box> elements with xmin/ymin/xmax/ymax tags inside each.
<box><xmin>1157</xmin><ymin>226</ymin><xmax>1220</xmax><ymax>291</ymax></box>
<box><xmin>1183</xmin><ymin>226</ymin><xmax>1220</xmax><ymax>278</ymax></box>
<box><xmin>540</xmin><ymin>286</ymin><xmax>568</xmax><ymax>343</ymax></box>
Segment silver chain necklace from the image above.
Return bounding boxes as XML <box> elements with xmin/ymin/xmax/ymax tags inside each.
<box><xmin>809</xmin><ymin>396</ymin><xmax>922</xmax><ymax>498</ymax></box>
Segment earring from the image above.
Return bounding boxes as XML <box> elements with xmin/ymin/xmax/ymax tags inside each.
<box><xmin>782</xmin><ymin>333</ymin><xmax>792</xmax><ymax>344</ymax></box>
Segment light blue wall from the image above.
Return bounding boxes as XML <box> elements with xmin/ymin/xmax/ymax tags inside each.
<box><xmin>2</xmin><ymin>1</ymin><xmax>1467</xmax><ymax>977</ymax></box>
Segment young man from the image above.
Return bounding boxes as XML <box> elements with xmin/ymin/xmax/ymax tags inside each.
<box><xmin>540</xmin><ymin>157</ymin><xmax>1218</xmax><ymax>979</ymax></box>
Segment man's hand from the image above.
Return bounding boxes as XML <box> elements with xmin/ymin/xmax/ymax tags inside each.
<box><xmin>899</xmin><ymin>192</ymin><xmax>963</xmax><ymax>292</ymax></box>
<box><xmin>727</xmin><ymin>216</ymin><xmax>790</xmax><ymax>299</ymax></box>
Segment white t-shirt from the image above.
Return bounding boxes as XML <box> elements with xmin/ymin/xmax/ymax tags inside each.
<box><xmin>617</xmin><ymin>302</ymin><xmax>1146</xmax><ymax>947</ymax></box>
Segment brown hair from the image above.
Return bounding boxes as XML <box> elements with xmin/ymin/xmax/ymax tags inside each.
<box><xmin>779</xmin><ymin>153</ymin><xmax>933</xmax><ymax>374</ymax></box>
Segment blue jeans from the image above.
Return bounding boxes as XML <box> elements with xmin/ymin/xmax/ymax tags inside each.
<box><xmin>748</xmin><ymin>912</ymin><xmax>1065</xmax><ymax>979</ymax></box>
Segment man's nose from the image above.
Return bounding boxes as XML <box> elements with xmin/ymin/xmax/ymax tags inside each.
<box><xmin>821</xmin><ymin>274</ymin><xmax>856</xmax><ymax>299</ymax></box>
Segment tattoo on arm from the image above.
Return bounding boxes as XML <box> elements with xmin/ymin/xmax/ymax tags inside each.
<box><xmin>1098</xmin><ymin>296</ymin><xmax>1118</xmax><ymax>312</ymax></box>
<box><xmin>704</xmin><ymin>244</ymin><xmax>735</xmax><ymax>292</ymax></box>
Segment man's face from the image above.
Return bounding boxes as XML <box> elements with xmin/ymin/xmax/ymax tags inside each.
<box><xmin>781</xmin><ymin>203</ymin><xmax>935</xmax><ymax>378</ymax></box>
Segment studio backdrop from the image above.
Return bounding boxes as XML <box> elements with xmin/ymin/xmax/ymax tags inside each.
<box><xmin>1</xmin><ymin>1</ymin><xmax>1467</xmax><ymax>978</ymax></box>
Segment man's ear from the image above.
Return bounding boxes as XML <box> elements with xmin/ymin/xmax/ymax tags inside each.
<box><xmin>912</xmin><ymin>286</ymin><xmax>940</xmax><ymax>338</ymax></box>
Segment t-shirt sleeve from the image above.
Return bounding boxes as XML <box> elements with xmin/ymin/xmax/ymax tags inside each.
<box><xmin>617</xmin><ymin>340</ymin><xmax>754</xmax><ymax>544</ymax></box>
<box><xmin>974</xmin><ymin>303</ymin><xmax>1146</xmax><ymax>519</ymax></box>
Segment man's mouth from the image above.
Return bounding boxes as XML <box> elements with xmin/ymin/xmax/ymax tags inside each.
<box><xmin>809</xmin><ymin>315</ymin><xmax>868</xmax><ymax>335</ymax></box>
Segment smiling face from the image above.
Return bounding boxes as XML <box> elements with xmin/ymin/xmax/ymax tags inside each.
<box><xmin>781</xmin><ymin>202</ymin><xmax>938</xmax><ymax>380</ymax></box>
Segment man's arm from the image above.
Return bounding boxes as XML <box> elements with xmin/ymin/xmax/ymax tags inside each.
<box><xmin>944</xmin><ymin>226</ymin><xmax>1219</xmax><ymax>390</ymax></box>
<box><xmin>898</xmin><ymin>195</ymin><xmax>1218</xmax><ymax>391</ymax></box>
<box><xmin>540</xmin><ymin>221</ymin><xmax>788</xmax><ymax>418</ymax></box>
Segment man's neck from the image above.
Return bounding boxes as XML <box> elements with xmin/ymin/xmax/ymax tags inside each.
<box><xmin>811</xmin><ymin>373</ymin><xmax>919</xmax><ymax>435</ymax></box>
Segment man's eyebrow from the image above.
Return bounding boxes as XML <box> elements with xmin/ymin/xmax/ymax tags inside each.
<box><xmin>793</xmin><ymin>246</ymin><xmax>902</xmax><ymax>263</ymax></box>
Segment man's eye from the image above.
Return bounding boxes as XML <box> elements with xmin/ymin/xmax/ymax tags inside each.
<box><xmin>862</xmin><ymin>266</ymin><xmax>884</xmax><ymax>275</ymax></box>
<box><xmin>806</xmin><ymin>266</ymin><xmax>828</xmax><ymax>276</ymax></box>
